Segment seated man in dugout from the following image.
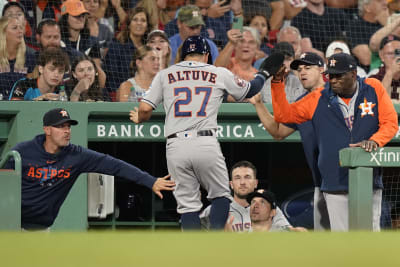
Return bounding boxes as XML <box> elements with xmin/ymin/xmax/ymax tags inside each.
<box><xmin>229</xmin><ymin>189</ymin><xmax>307</xmax><ymax>232</ymax></box>
<box><xmin>9</xmin><ymin>47</ymin><xmax>69</xmax><ymax>101</ymax></box>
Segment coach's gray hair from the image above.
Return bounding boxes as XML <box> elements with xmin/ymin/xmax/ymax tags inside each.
<box><xmin>242</xmin><ymin>26</ymin><xmax>261</xmax><ymax>47</ymax></box>
<box><xmin>358</xmin><ymin>0</ymin><xmax>372</xmax><ymax>17</ymax></box>
<box><xmin>277</xmin><ymin>26</ymin><xmax>302</xmax><ymax>42</ymax></box>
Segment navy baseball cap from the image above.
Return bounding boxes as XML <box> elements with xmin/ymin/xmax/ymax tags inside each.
<box><xmin>181</xmin><ymin>35</ymin><xmax>212</xmax><ymax>64</ymax></box>
<box><xmin>290</xmin><ymin>52</ymin><xmax>324</xmax><ymax>70</ymax></box>
<box><xmin>325</xmin><ymin>53</ymin><xmax>357</xmax><ymax>75</ymax></box>
<box><xmin>43</xmin><ymin>108</ymin><xmax>78</xmax><ymax>126</ymax></box>
<box><xmin>247</xmin><ymin>189</ymin><xmax>277</xmax><ymax>209</ymax></box>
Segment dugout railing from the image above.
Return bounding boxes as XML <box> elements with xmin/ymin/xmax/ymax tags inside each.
<box><xmin>0</xmin><ymin>102</ymin><xmax>399</xmax><ymax>231</ymax></box>
<box><xmin>0</xmin><ymin>150</ymin><xmax>21</xmax><ymax>230</ymax></box>
<box><xmin>340</xmin><ymin>147</ymin><xmax>400</xmax><ymax>230</ymax></box>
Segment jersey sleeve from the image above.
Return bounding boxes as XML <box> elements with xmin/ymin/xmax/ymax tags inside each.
<box><xmin>221</xmin><ymin>68</ymin><xmax>251</xmax><ymax>101</ymax></box>
<box><xmin>142</xmin><ymin>71</ymin><xmax>163</xmax><ymax>109</ymax></box>
<box><xmin>271</xmin><ymin>81</ymin><xmax>320</xmax><ymax>124</ymax></box>
<box><xmin>365</xmin><ymin>78</ymin><xmax>399</xmax><ymax>146</ymax></box>
<box><xmin>78</xmin><ymin>147</ymin><xmax>157</xmax><ymax>189</ymax></box>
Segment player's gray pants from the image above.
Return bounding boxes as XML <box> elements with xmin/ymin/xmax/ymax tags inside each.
<box><xmin>313</xmin><ymin>187</ymin><xmax>330</xmax><ymax>231</ymax></box>
<box><xmin>322</xmin><ymin>189</ymin><xmax>382</xmax><ymax>232</ymax></box>
<box><xmin>166</xmin><ymin>136</ymin><xmax>232</xmax><ymax>214</ymax></box>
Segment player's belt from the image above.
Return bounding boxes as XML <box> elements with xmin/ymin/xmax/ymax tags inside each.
<box><xmin>167</xmin><ymin>130</ymin><xmax>214</xmax><ymax>139</ymax></box>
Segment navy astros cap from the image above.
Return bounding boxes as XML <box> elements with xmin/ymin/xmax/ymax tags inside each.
<box><xmin>325</xmin><ymin>53</ymin><xmax>357</xmax><ymax>75</ymax></box>
<box><xmin>247</xmin><ymin>189</ymin><xmax>277</xmax><ymax>209</ymax></box>
<box><xmin>290</xmin><ymin>52</ymin><xmax>324</xmax><ymax>70</ymax></box>
<box><xmin>43</xmin><ymin>108</ymin><xmax>78</xmax><ymax>126</ymax></box>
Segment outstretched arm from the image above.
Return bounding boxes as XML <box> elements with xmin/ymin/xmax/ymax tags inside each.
<box><xmin>249</xmin><ymin>93</ymin><xmax>295</xmax><ymax>140</ymax></box>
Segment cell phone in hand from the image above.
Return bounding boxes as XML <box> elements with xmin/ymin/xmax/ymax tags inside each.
<box><xmin>232</xmin><ymin>16</ymin><xmax>243</xmax><ymax>31</ymax></box>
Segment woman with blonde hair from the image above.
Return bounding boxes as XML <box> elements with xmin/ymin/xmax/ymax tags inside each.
<box><xmin>104</xmin><ymin>7</ymin><xmax>153</xmax><ymax>95</ymax></box>
<box><xmin>0</xmin><ymin>16</ymin><xmax>35</xmax><ymax>99</ymax></box>
<box><xmin>116</xmin><ymin>45</ymin><xmax>160</xmax><ymax>102</ymax></box>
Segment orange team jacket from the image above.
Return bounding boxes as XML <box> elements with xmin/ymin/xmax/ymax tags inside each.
<box><xmin>270</xmin><ymin>78</ymin><xmax>398</xmax><ymax>192</ymax></box>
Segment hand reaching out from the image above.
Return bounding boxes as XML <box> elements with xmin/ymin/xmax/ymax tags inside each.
<box><xmin>152</xmin><ymin>174</ymin><xmax>175</xmax><ymax>199</ymax></box>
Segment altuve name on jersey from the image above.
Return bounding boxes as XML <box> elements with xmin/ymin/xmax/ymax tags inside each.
<box><xmin>168</xmin><ymin>70</ymin><xmax>217</xmax><ymax>84</ymax></box>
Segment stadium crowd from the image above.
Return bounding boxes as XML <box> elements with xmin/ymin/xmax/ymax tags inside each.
<box><xmin>0</xmin><ymin>0</ymin><xmax>399</xmax><ymax>103</ymax></box>
<box><xmin>1</xmin><ymin>0</ymin><xmax>400</xmax><ymax>231</ymax></box>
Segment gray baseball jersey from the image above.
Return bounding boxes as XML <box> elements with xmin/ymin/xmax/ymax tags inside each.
<box><xmin>142</xmin><ymin>61</ymin><xmax>250</xmax><ymax>137</ymax></box>
<box><xmin>200</xmin><ymin>200</ymin><xmax>292</xmax><ymax>232</ymax></box>
<box><xmin>143</xmin><ymin>61</ymin><xmax>250</xmax><ymax>214</ymax></box>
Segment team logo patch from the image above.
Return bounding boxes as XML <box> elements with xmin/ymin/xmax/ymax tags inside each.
<box><xmin>358</xmin><ymin>97</ymin><xmax>376</xmax><ymax>117</ymax></box>
<box><xmin>60</xmin><ymin>110</ymin><xmax>68</xmax><ymax>117</ymax></box>
<box><xmin>234</xmin><ymin>76</ymin><xmax>246</xmax><ymax>87</ymax></box>
<box><xmin>329</xmin><ymin>59</ymin><xmax>337</xmax><ymax>67</ymax></box>
<box><xmin>189</xmin><ymin>44</ymin><xmax>196</xmax><ymax>51</ymax></box>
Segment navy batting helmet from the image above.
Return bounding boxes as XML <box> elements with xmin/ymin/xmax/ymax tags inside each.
<box><xmin>180</xmin><ymin>35</ymin><xmax>212</xmax><ymax>64</ymax></box>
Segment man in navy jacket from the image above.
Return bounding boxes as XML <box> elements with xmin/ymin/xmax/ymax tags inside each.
<box><xmin>4</xmin><ymin>108</ymin><xmax>175</xmax><ymax>230</ymax></box>
<box><xmin>271</xmin><ymin>53</ymin><xmax>398</xmax><ymax>231</ymax></box>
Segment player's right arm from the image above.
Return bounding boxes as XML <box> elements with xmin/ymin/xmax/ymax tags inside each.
<box><xmin>249</xmin><ymin>93</ymin><xmax>295</xmax><ymax>140</ymax></box>
<box><xmin>130</xmin><ymin>72</ymin><xmax>163</xmax><ymax>123</ymax></box>
<box><xmin>271</xmin><ymin>78</ymin><xmax>320</xmax><ymax>125</ymax></box>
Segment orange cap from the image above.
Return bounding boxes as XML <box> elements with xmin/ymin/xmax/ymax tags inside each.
<box><xmin>61</xmin><ymin>0</ymin><xmax>89</xmax><ymax>16</ymax></box>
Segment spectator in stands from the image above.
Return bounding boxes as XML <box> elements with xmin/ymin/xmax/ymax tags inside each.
<box><xmin>290</xmin><ymin>0</ymin><xmax>348</xmax><ymax>55</ymax></box>
<box><xmin>259</xmin><ymin>42</ymin><xmax>305</xmax><ymax>103</ymax></box>
<box><xmin>245</xmin><ymin>11</ymin><xmax>273</xmax><ymax>57</ymax></box>
<box><xmin>164</xmin><ymin>0</ymin><xmax>228</xmax><ymax>48</ymax></box>
<box><xmin>276</xmin><ymin>26</ymin><xmax>301</xmax><ymax>59</ymax></box>
<box><xmin>200</xmin><ymin>160</ymin><xmax>294</xmax><ymax>232</ymax></box>
<box><xmin>250</xmin><ymin>52</ymin><xmax>330</xmax><ymax>230</ymax></box>
<box><xmin>35</xmin><ymin>19</ymin><xmax>82</xmax><ymax>61</ymax></box>
<box><xmin>283</xmin><ymin>0</ymin><xmax>307</xmax><ymax>21</ymax></box>
<box><xmin>242</xmin><ymin>0</ymin><xmax>284</xmax><ymax>37</ymax></box>
<box><xmin>59</xmin><ymin>0</ymin><xmax>101</xmax><ymax>60</ymax></box>
<box><xmin>325</xmin><ymin>40</ymin><xmax>367</xmax><ymax>77</ymax></box>
<box><xmin>169</xmin><ymin>5</ymin><xmax>219</xmax><ymax>65</ymax></box>
<box><xmin>146</xmin><ymin>29</ymin><xmax>171</xmax><ymax>69</ymax></box>
<box><xmin>346</xmin><ymin>0</ymin><xmax>389</xmax><ymax>67</ymax></box>
<box><xmin>117</xmin><ymin>46</ymin><xmax>160</xmax><ymax>102</ymax></box>
<box><xmin>215</xmin><ymin>26</ymin><xmax>259</xmax><ymax>82</ymax></box>
<box><xmin>369</xmin><ymin>12</ymin><xmax>400</xmax><ymax>71</ymax></box>
<box><xmin>2</xmin><ymin>1</ymin><xmax>35</xmax><ymax>51</ymax></box>
<box><xmin>9</xmin><ymin>48</ymin><xmax>69</xmax><ymax>101</ymax></box>
<box><xmin>65</xmin><ymin>55</ymin><xmax>109</xmax><ymax>102</ymax></box>
<box><xmin>82</xmin><ymin>0</ymin><xmax>114</xmax><ymax>58</ymax></box>
<box><xmin>103</xmin><ymin>7</ymin><xmax>152</xmax><ymax>94</ymax></box>
<box><xmin>0</xmin><ymin>16</ymin><xmax>36</xmax><ymax>100</ymax></box>
<box><xmin>369</xmin><ymin>35</ymin><xmax>400</xmax><ymax>102</ymax></box>
<box><xmin>136</xmin><ymin>0</ymin><xmax>171</xmax><ymax>30</ymax></box>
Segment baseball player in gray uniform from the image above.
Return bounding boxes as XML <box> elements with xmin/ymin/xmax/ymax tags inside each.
<box><xmin>130</xmin><ymin>36</ymin><xmax>284</xmax><ymax>230</ymax></box>
<box><xmin>200</xmin><ymin>160</ymin><xmax>294</xmax><ymax>232</ymax></box>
